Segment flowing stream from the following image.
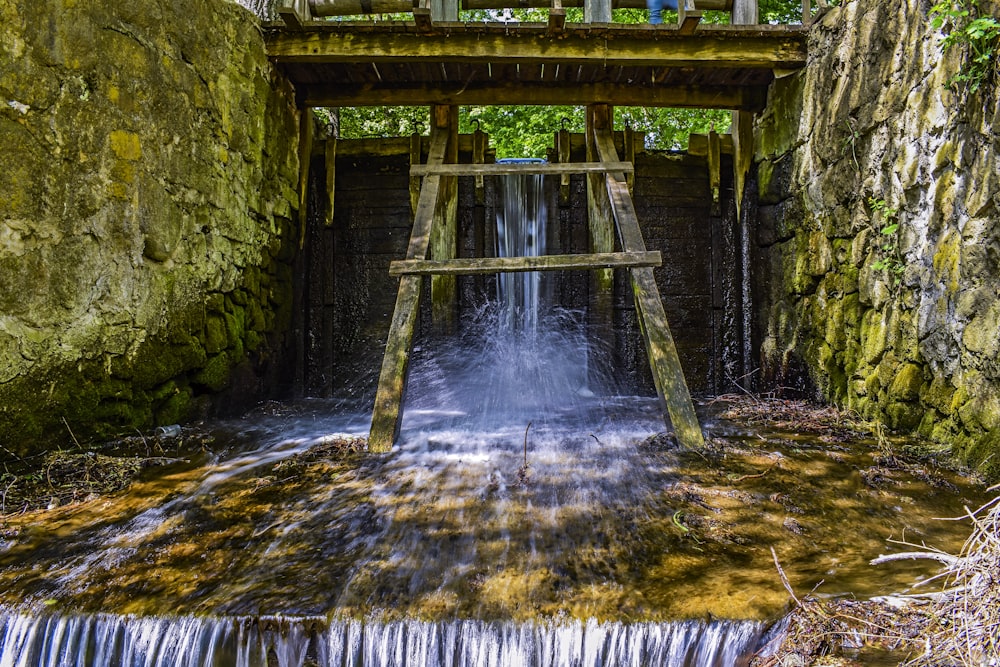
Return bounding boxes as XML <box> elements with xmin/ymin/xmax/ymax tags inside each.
<box><xmin>0</xmin><ymin>173</ymin><xmax>989</xmax><ymax>666</ymax></box>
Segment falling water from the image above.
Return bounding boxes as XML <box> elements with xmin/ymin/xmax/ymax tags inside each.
<box><xmin>495</xmin><ymin>166</ymin><xmax>549</xmax><ymax>335</ymax></box>
<box><xmin>18</xmin><ymin>170</ymin><xmax>982</xmax><ymax>666</ymax></box>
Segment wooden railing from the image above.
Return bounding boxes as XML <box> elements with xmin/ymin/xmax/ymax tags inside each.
<box><xmin>275</xmin><ymin>0</ymin><xmax>821</xmax><ymax>29</ymax></box>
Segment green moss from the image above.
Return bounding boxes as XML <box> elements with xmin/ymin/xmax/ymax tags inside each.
<box><xmin>193</xmin><ymin>352</ymin><xmax>231</xmax><ymax>392</ymax></box>
<box><xmin>155</xmin><ymin>385</ymin><xmax>193</xmax><ymax>425</ymax></box>
<box><xmin>889</xmin><ymin>363</ymin><xmax>925</xmax><ymax>402</ymax></box>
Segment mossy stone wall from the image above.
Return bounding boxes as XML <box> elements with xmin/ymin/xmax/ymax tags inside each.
<box><xmin>755</xmin><ymin>0</ymin><xmax>1000</xmax><ymax>477</ymax></box>
<box><xmin>0</xmin><ymin>0</ymin><xmax>301</xmax><ymax>452</ymax></box>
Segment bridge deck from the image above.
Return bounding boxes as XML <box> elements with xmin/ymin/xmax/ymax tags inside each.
<box><xmin>264</xmin><ymin>22</ymin><xmax>807</xmax><ymax>109</ymax></box>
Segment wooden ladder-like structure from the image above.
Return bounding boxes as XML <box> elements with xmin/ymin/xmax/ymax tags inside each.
<box><xmin>369</xmin><ymin>109</ymin><xmax>705</xmax><ymax>452</ymax></box>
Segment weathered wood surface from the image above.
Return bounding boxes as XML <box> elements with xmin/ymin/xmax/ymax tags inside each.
<box><xmin>278</xmin><ymin>0</ymin><xmax>310</xmax><ymax>28</ymax></box>
<box><xmin>267</xmin><ymin>26</ymin><xmax>808</xmax><ymax>69</ymax></box>
<box><xmin>688</xmin><ymin>132</ymin><xmax>734</xmax><ymax>155</ymax></box>
<box><xmin>410</xmin><ymin>161</ymin><xmax>634</xmax><ymax>176</ymax></box>
<box><xmin>324</xmin><ymin>137</ymin><xmax>337</xmax><ymax>226</ymax></box>
<box><xmin>303</xmin><ymin>83</ymin><xmax>768</xmax><ymax>111</ymax></box>
<box><xmin>707</xmin><ymin>129</ymin><xmax>721</xmax><ymax>215</ymax></box>
<box><xmin>309</xmin><ymin>0</ymin><xmax>734</xmax><ymax>14</ymax></box>
<box><xmin>389</xmin><ymin>251</ymin><xmax>662</xmax><ymax>276</ymax></box>
<box><xmin>369</xmin><ymin>127</ymin><xmax>450</xmax><ymax>452</ymax></box>
<box><xmin>430</xmin><ymin>104</ymin><xmax>458</xmax><ymax>334</ymax></box>
<box><xmin>592</xmin><ymin>125</ymin><xmax>706</xmax><ymax>450</ymax></box>
<box><xmin>297</xmin><ymin>109</ymin><xmax>314</xmax><ymax>248</ymax></box>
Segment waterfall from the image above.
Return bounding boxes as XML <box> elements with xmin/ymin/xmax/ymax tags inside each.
<box><xmin>495</xmin><ymin>167</ymin><xmax>549</xmax><ymax>335</ymax></box>
<box><xmin>0</xmin><ymin>610</ymin><xmax>775</xmax><ymax>666</ymax></box>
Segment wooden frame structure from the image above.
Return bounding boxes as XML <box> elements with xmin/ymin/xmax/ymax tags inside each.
<box><xmin>368</xmin><ymin>103</ymin><xmax>705</xmax><ymax>452</ymax></box>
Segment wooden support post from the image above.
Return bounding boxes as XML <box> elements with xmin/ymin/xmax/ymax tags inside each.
<box><xmin>430</xmin><ymin>104</ymin><xmax>459</xmax><ymax>336</ymax></box>
<box><xmin>586</xmin><ymin>104</ymin><xmax>616</xmax><ymax>394</ymax></box>
<box><xmin>593</xmin><ymin>127</ymin><xmax>706</xmax><ymax>450</ymax></box>
<box><xmin>584</xmin><ymin>0</ymin><xmax>611</xmax><ymax>23</ymax></box>
<box><xmin>707</xmin><ymin>129</ymin><xmax>721</xmax><ymax>216</ymax></box>
<box><xmin>624</xmin><ymin>124</ymin><xmax>636</xmax><ymax>194</ymax></box>
<box><xmin>324</xmin><ymin>138</ymin><xmax>337</xmax><ymax>227</ymax></box>
<box><xmin>370</xmin><ymin>128</ymin><xmax>450</xmax><ymax>452</ymax></box>
<box><xmin>802</xmin><ymin>0</ymin><xmax>810</xmax><ymax>24</ymax></box>
<box><xmin>414</xmin><ymin>0</ymin><xmax>433</xmax><ymax>30</ymax></box>
<box><xmin>677</xmin><ymin>0</ymin><xmax>703</xmax><ymax>34</ymax></box>
<box><xmin>431</xmin><ymin>0</ymin><xmax>458</xmax><ymax>20</ymax></box>
<box><xmin>732</xmin><ymin>0</ymin><xmax>758</xmax><ymax>24</ymax></box>
<box><xmin>278</xmin><ymin>0</ymin><xmax>311</xmax><ymax>29</ymax></box>
<box><xmin>548</xmin><ymin>0</ymin><xmax>567</xmax><ymax>33</ymax></box>
<box><xmin>557</xmin><ymin>126</ymin><xmax>571</xmax><ymax>204</ymax></box>
<box><xmin>473</xmin><ymin>128</ymin><xmax>487</xmax><ymax>205</ymax></box>
<box><xmin>297</xmin><ymin>109</ymin><xmax>314</xmax><ymax>249</ymax></box>
<box><xmin>409</xmin><ymin>133</ymin><xmax>422</xmax><ymax>216</ymax></box>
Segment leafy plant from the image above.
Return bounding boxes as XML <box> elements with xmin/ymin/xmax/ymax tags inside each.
<box><xmin>930</xmin><ymin>0</ymin><xmax>1000</xmax><ymax>92</ymax></box>
<box><xmin>868</xmin><ymin>197</ymin><xmax>904</xmax><ymax>286</ymax></box>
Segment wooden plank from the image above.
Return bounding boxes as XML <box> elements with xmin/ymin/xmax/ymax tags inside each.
<box><xmin>593</xmin><ymin>125</ymin><xmax>705</xmax><ymax>450</ymax></box>
<box><xmin>409</xmin><ymin>133</ymin><xmax>422</xmax><ymax>216</ymax></box>
<box><xmin>266</xmin><ymin>28</ymin><xmax>809</xmax><ymax>70</ymax></box>
<box><xmin>324</xmin><ymin>137</ymin><xmax>337</xmax><ymax>227</ymax></box>
<box><xmin>802</xmin><ymin>0</ymin><xmax>810</xmax><ymax>24</ymax></box>
<box><xmin>548</xmin><ymin>3</ymin><xmax>567</xmax><ymax>33</ymax></box>
<box><xmin>278</xmin><ymin>0</ymin><xmax>310</xmax><ymax>29</ymax></box>
<box><xmin>473</xmin><ymin>128</ymin><xmax>487</xmax><ymax>202</ymax></box>
<box><xmin>311</xmin><ymin>0</ymin><xmax>734</xmax><ymax>13</ymax></box>
<box><xmin>303</xmin><ymin>81</ymin><xmax>769</xmax><ymax>111</ymax></box>
<box><xmin>410</xmin><ymin>161</ymin><xmax>634</xmax><ymax>176</ymax></box>
<box><xmin>297</xmin><ymin>109</ymin><xmax>314</xmax><ymax>249</ymax></box>
<box><xmin>733</xmin><ymin>0</ymin><xmax>758</xmax><ymax>24</ymax></box>
<box><xmin>679</xmin><ymin>11</ymin><xmax>703</xmax><ymax>34</ymax></box>
<box><xmin>430</xmin><ymin>104</ymin><xmax>458</xmax><ymax>334</ymax></box>
<box><xmin>369</xmin><ymin>275</ymin><xmax>422</xmax><ymax>452</ymax></box>
<box><xmin>369</xmin><ymin>124</ymin><xmax>450</xmax><ymax>453</ymax></box>
<box><xmin>389</xmin><ymin>251</ymin><xmax>662</xmax><ymax>276</ymax></box>
<box><xmin>707</xmin><ymin>129</ymin><xmax>721</xmax><ymax>216</ymax></box>
<box><xmin>414</xmin><ymin>6</ymin><xmax>433</xmax><ymax>30</ymax></box>
<box><xmin>584</xmin><ymin>0</ymin><xmax>612</xmax><ymax>22</ymax></box>
<box><xmin>688</xmin><ymin>132</ymin><xmax>734</xmax><ymax>155</ymax></box>
<box><xmin>557</xmin><ymin>127</ymin><xmax>571</xmax><ymax>201</ymax></box>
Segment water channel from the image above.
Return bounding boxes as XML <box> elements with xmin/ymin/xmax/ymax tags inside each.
<box><xmin>0</xmin><ymin>174</ymin><xmax>988</xmax><ymax>666</ymax></box>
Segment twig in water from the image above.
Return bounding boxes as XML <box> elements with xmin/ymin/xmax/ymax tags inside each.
<box><xmin>772</xmin><ymin>546</ymin><xmax>801</xmax><ymax>605</ymax></box>
<box><xmin>590</xmin><ymin>433</ymin><xmax>602</xmax><ymax>445</ymax></box>
<box><xmin>732</xmin><ymin>462</ymin><xmax>777</xmax><ymax>483</ymax></box>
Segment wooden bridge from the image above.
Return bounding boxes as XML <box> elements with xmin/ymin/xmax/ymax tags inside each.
<box><xmin>262</xmin><ymin>0</ymin><xmax>809</xmax><ymax>451</ymax></box>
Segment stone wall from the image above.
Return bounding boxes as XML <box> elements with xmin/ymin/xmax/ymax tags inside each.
<box><xmin>0</xmin><ymin>0</ymin><xmax>301</xmax><ymax>452</ymax></box>
<box><xmin>755</xmin><ymin>0</ymin><xmax>1000</xmax><ymax>476</ymax></box>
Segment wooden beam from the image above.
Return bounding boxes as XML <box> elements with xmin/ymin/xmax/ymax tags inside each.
<box><xmin>390</xmin><ymin>251</ymin><xmax>662</xmax><ymax>276</ymax></box>
<box><xmin>324</xmin><ymin>137</ymin><xmax>337</xmax><ymax>226</ymax></box>
<box><xmin>585</xmin><ymin>0</ymin><xmax>612</xmax><ymax>22</ymax></box>
<box><xmin>266</xmin><ymin>27</ymin><xmax>808</xmax><ymax>70</ymax></box>
<box><xmin>409</xmin><ymin>133</ymin><xmax>422</xmax><ymax>216</ymax></box>
<box><xmin>369</xmin><ymin>127</ymin><xmax>450</xmax><ymax>452</ymax></box>
<box><xmin>557</xmin><ymin>126</ymin><xmax>571</xmax><ymax>202</ymax></box>
<box><xmin>707</xmin><ymin>129</ymin><xmax>721</xmax><ymax>216</ymax></box>
<box><xmin>548</xmin><ymin>0</ymin><xmax>567</xmax><ymax>34</ymax></box>
<box><xmin>410</xmin><ymin>161</ymin><xmax>634</xmax><ymax>176</ymax></box>
<box><xmin>310</xmin><ymin>0</ymin><xmax>735</xmax><ymax>13</ymax></box>
<box><xmin>592</xmin><ymin>126</ymin><xmax>706</xmax><ymax>450</ymax></box>
<box><xmin>278</xmin><ymin>0</ymin><xmax>311</xmax><ymax>29</ymax></box>
<box><xmin>473</xmin><ymin>128</ymin><xmax>487</xmax><ymax>204</ymax></box>
<box><xmin>430</xmin><ymin>104</ymin><xmax>459</xmax><ymax>334</ymax></box>
<box><xmin>688</xmin><ymin>132</ymin><xmax>734</xmax><ymax>155</ymax></box>
<box><xmin>301</xmin><ymin>81</ymin><xmax>770</xmax><ymax>111</ymax></box>
<box><xmin>297</xmin><ymin>109</ymin><xmax>314</xmax><ymax>248</ymax></box>
<box><xmin>733</xmin><ymin>0</ymin><xmax>758</xmax><ymax>24</ymax></box>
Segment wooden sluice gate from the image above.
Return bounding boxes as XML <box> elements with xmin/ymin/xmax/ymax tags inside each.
<box><xmin>264</xmin><ymin>0</ymin><xmax>810</xmax><ymax>452</ymax></box>
<box><xmin>366</xmin><ymin>104</ymin><xmax>704</xmax><ymax>452</ymax></box>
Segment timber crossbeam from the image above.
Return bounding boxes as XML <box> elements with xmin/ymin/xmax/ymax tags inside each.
<box><xmin>410</xmin><ymin>161</ymin><xmax>634</xmax><ymax>176</ymax></box>
<box><xmin>389</xmin><ymin>251</ymin><xmax>661</xmax><ymax>276</ymax></box>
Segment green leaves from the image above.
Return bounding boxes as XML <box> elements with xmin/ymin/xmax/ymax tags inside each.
<box><xmin>930</xmin><ymin>0</ymin><xmax>999</xmax><ymax>92</ymax></box>
<box><xmin>868</xmin><ymin>197</ymin><xmax>904</xmax><ymax>284</ymax></box>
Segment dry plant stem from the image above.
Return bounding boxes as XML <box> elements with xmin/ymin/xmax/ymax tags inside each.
<box><xmin>870</xmin><ymin>552</ymin><xmax>962</xmax><ymax>567</ymax></box>
<box><xmin>523</xmin><ymin>421</ymin><xmax>531</xmax><ymax>469</ymax></box>
<box><xmin>771</xmin><ymin>546</ymin><xmax>800</xmax><ymax>605</ymax></box>
<box><xmin>62</xmin><ymin>417</ymin><xmax>82</xmax><ymax>448</ymax></box>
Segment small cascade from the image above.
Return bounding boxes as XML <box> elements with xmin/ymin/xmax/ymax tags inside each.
<box><xmin>0</xmin><ymin>609</ymin><xmax>774</xmax><ymax>667</ymax></box>
<box><xmin>494</xmin><ymin>166</ymin><xmax>549</xmax><ymax>335</ymax></box>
